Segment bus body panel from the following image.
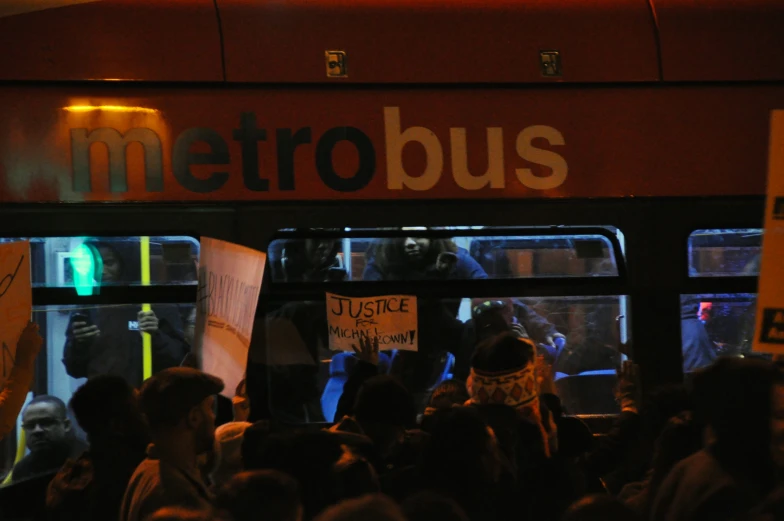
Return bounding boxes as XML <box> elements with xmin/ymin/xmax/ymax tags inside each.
<box><xmin>655</xmin><ymin>0</ymin><xmax>784</xmax><ymax>82</ymax></box>
<box><xmin>218</xmin><ymin>0</ymin><xmax>660</xmax><ymax>84</ymax></box>
<box><xmin>0</xmin><ymin>0</ymin><xmax>223</xmax><ymax>82</ymax></box>
<box><xmin>0</xmin><ymin>84</ymin><xmax>779</xmax><ymax>203</ymax></box>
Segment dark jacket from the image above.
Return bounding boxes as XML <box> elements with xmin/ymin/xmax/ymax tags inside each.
<box><xmin>363</xmin><ymin>247</ymin><xmax>487</xmax><ymax>281</ymax></box>
<box><xmin>681</xmin><ymin>302</ymin><xmax>718</xmax><ymax>373</ymax></box>
<box><xmin>11</xmin><ymin>437</ymin><xmax>88</xmax><ymax>484</ymax></box>
<box><xmin>46</xmin><ymin>439</ymin><xmax>147</xmax><ymax>521</ymax></box>
<box><xmin>119</xmin><ymin>445</ymin><xmax>213</xmax><ymax>521</ymax></box>
<box><xmin>63</xmin><ymin>305</ymin><xmax>189</xmax><ymax>387</ymax></box>
<box><xmin>651</xmin><ymin>448</ymin><xmax>763</xmax><ymax>521</ymax></box>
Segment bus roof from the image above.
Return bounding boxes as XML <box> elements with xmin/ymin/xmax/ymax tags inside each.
<box><xmin>0</xmin><ymin>0</ymin><xmax>781</xmax><ymax>84</ymax></box>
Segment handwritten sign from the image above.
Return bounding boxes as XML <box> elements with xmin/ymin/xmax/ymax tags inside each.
<box><xmin>0</xmin><ymin>241</ymin><xmax>32</xmax><ymax>387</ymax></box>
<box><xmin>326</xmin><ymin>293</ymin><xmax>418</xmax><ymax>352</ymax></box>
<box><xmin>195</xmin><ymin>238</ymin><xmax>266</xmax><ymax>397</ymax></box>
<box><xmin>754</xmin><ymin>111</ymin><xmax>784</xmax><ymax>354</ymax></box>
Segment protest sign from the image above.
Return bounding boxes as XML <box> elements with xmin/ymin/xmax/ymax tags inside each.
<box><xmin>0</xmin><ymin>241</ymin><xmax>32</xmax><ymax>386</ymax></box>
<box><xmin>326</xmin><ymin>293</ymin><xmax>418</xmax><ymax>352</ymax></box>
<box><xmin>195</xmin><ymin>238</ymin><xmax>266</xmax><ymax>397</ymax></box>
<box><xmin>754</xmin><ymin>111</ymin><xmax>784</xmax><ymax>354</ymax></box>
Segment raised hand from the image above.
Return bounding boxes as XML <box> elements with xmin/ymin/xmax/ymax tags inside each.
<box><xmin>535</xmin><ymin>355</ymin><xmax>557</xmax><ymax>395</ymax></box>
<box><xmin>616</xmin><ymin>360</ymin><xmax>641</xmax><ymax>413</ymax></box>
<box><xmin>351</xmin><ymin>336</ymin><xmax>379</xmax><ymax>366</ymax></box>
<box><xmin>16</xmin><ymin>321</ymin><xmax>43</xmax><ymax>367</ymax></box>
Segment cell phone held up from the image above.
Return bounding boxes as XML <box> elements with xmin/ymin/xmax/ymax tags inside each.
<box><xmin>72</xmin><ymin>312</ymin><xmax>92</xmax><ymax>327</ymax></box>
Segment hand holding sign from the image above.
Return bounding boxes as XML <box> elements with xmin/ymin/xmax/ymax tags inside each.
<box><xmin>352</xmin><ymin>336</ymin><xmax>380</xmax><ymax>366</ymax></box>
<box><xmin>326</xmin><ymin>293</ymin><xmax>418</xmax><ymax>352</ymax></box>
<box><xmin>0</xmin><ymin>241</ymin><xmax>32</xmax><ymax>386</ymax></box>
<box><xmin>15</xmin><ymin>322</ymin><xmax>42</xmax><ymax>368</ymax></box>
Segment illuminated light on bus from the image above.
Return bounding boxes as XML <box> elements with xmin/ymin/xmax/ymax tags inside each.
<box><xmin>69</xmin><ymin>243</ymin><xmax>101</xmax><ymax>296</ymax></box>
<box><xmin>62</xmin><ymin>105</ymin><xmax>159</xmax><ymax>115</ymax></box>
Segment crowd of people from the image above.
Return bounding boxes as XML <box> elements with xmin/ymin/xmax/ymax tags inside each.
<box><xmin>0</xmin><ymin>236</ymin><xmax>777</xmax><ymax>521</ymax></box>
<box><xmin>0</xmin><ymin>316</ymin><xmax>782</xmax><ymax>521</ymax></box>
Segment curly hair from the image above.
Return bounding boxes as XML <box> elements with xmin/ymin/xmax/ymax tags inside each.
<box><xmin>366</xmin><ymin>238</ymin><xmax>457</xmax><ymax>279</ymax></box>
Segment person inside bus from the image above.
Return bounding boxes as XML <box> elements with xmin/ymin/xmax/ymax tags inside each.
<box><xmin>362</xmin><ymin>237</ymin><xmax>487</xmax><ymax>281</ymax></box>
<box><xmin>680</xmin><ymin>299</ymin><xmax>718</xmax><ymax>373</ymax></box>
<box><xmin>452</xmin><ymin>299</ymin><xmax>565</xmax><ymax>381</ymax></box>
<box><xmin>271</xmin><ymin>239</ymin><xmax>347</xmax><ymax>283</ymax></box>
<box><xmin>46</xmin><ymin>375</ymin><xmax>150</xmax><ymax>521</ymax></box>
<box><xmin>63</xmin><ymin>240</ymin><xmax>191</xmax><ymax>387</ymax></box>
<box><xmin>10</xmin><ymin>395</ymin><xmax>87</xmax><ymax>484</ymax></box>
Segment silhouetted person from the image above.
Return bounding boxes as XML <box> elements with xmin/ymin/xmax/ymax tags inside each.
<box><xmin>47</xmin><ymin>375</ymin><xmax>151</xmax><ymax>521</ymax></box>
<box><xmin>402</xmin><ymin>491</ymin><xmax>469</xmax><ymax>521</ymax></box>
<box><xmin>215</xmin><ymin>470</ymin><xmax>303</xmax><ymax>521</ymax></box>
<box><xmin>313</xmin><ymin>494</ymin><xmax>406</xmax><ymax>521</ymax></box>
<box><xmin>562</xmin><ymin>495</ymin><xmax>639</xmax><ymax>521</ymax></box>
<box><xmin>120</xmin><ymin>368</ymin><xmax>224</xmax><ymax>521</ymax></box>
<box><xmin>11</xmin><ymin>396</ymin><xmax>87</xmax><ymax>483</ymax></box>
<box><xmin>651</xmin><ymin>358</ymin><xmax>783</xmax><ymax>521</ymax></box>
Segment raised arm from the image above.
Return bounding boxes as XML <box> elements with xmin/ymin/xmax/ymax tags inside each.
<box><xmin>0</xmin><ymin>323</ymin><xmax>42</xmax><ymax>439</ymax></box>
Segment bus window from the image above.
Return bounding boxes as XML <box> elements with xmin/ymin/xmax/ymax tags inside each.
<box><xmin>0</xmin><ymin>236</ymin><xmax>200</xmax><ymax>288</ymax></box>
<box><xmin>679</xmin><ymin>294</ymin><xmax>766</xmax><ymax>376</ymax></box>
<box><xmin>0</xmin><ymin>302</ymin><xmax>196</xmax><ymax>486</ymax></box>
<box><xmin>257</xmin><ymin>227</ymin><xmax>628</xmax><ymax>423</ymax></box>
<box><xmin>0</xmin><ymin>234</ymin><xmax>198</xmax><ymax>486</ymax></box>
<box><xmin>256</xmin><ymin>294</ymin><xmax>626</xmax><ymax>424</ymax></box>
<box><xmin>268</xmin><ymin>228</ymin><xmax>622</xmax><ymax>283</ymax></box>
<box><xmin>688</xmin><ymin>229</ymin><xmax>762</xmax><ymax>277</ymax></box>
<box><xmin>682</xmin><ymin>229</ymin><xmax>764</xmax><ymax>373</ymax></box>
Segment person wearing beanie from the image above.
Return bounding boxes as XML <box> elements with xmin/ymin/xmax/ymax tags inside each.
<box><xmin>120</xmin><ymin>367</ymin><xmax>224</xmax><ymax>521</ymax></box>
<box><xmin>209</xmin><ymin>421</ymin><xmax>252</xmax><ymax>489</ymax></box>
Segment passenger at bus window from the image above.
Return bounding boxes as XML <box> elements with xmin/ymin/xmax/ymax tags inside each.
<box><xmin>10</xmin><ymin>396</ymin><xmax>87</xmax><ymax>484</ymax></box>
<box><xmin>362</xmin><ymin>238</ymin><xmax>488</xmax><ymax>281</ymax></box>
<box><xmin>46</xmin><ymin>375</ymin><xmax>150</xmax><ymax>521</ymax></box>
<box><xmin>63</xmin><ymin>242</ymin><xmax>191</xmax><ymax>388</ymax></box>
<box><xmin>680</xmin><ymin>300</ymin><xmax>718</xmax><ymax>374</ymax></box>
<box><xmin>452</xmin><ymin>299</ymin><xmax>564</xmax><ymax>381</ymax></box>
<box><xmin>277</xmin><ymin>239</ymin><xmax>347</xmax><ymax>283</ymax></box>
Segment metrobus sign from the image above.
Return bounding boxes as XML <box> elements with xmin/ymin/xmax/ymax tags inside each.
<box><xmin>0</xmin><ymin>85</ymin><xmax>778</xmax><ymax>202</ymax></box>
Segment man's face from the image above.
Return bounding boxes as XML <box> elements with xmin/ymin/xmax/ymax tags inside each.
<box><xmin>771</xmin><ymin>383</ymin><xmax>784</xmax><ymax>469</ymax></box>
<box><xmin>403</xmin><ymin>238</ymin><xmax>430</xmax><ymax>260</ymax></box>
<box><xmin>22</xmin><ymin>403</ymin><xmax>70</xmax><ymax>452</ymax></box>
<box><xmin>192</xmin><ymin>396</ymin><xmax>216</xmax><ymax>454</ymax></box>
<box><xmin>98</xmin><ymin>246</ymin><xmax>122</xmax><ymax>282</ymax></box>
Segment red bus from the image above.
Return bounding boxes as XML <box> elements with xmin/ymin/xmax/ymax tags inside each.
<box><xmin>0</xmin><ymin>0</ymin><xmax>782</xmax><ymax>507</ymax></box>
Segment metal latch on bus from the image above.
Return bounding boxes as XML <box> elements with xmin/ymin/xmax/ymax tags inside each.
<box><xmin>540</xmin><ymin>50</ymin><xmax>562</xmax><ymax>77</ymax></box>
<box><xmin>326</xmin><ymin>51</ymin><xmax>348</xmax><ymax>78</ymax></box>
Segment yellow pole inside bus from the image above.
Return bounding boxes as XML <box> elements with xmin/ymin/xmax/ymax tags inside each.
<box><xmin>1</xmin><ymin>430</ymin><xmax>25</xmax><ymax>485</ymax></box>
<box><xmin>141</xmin><ymin>237</ymin><xmax>152</xmax><ymax>380</ymax></box>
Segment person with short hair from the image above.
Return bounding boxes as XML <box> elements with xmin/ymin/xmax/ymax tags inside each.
<box><xmin>209</xmin><ymin>421</ymin><xmax>252</xmax><ymax>489</ymax></box>
<box><xmin>215</xmin><ymin>470</ymin><xmax>302</xmax><ymax>521</ymax></box>
<box><xmin>11</xmin><ymin>395</ymin><xmax>87</xmax><ymax>483</ymax></box>
<box><xmin>313</xmin><ymin>494</ymin><xmax>406</xmax><ymax>521</ymax></box>
<box><xmin>119</xmin><ymin>367</ymin><xmax>224</xmax><ymax>521</ymax></box>
<box><xmin>47</xmin><ymin>375</ymin><xmax>150</xmax><ymax>521</ymax></box>
<box><xmin>651</xmin><ymin>358</ymin><xmax>783</xmax><ymax>521</ymax></box>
